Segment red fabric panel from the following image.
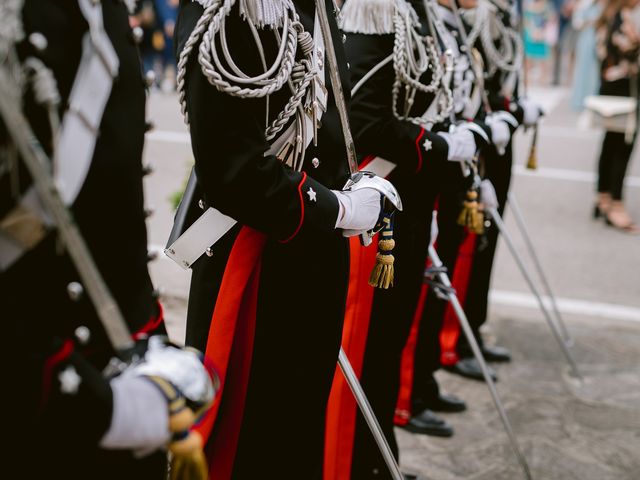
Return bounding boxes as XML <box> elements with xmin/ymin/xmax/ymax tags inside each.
<box><xmin>324</xmin><ymin>235</ymin><xmax>378</xmax><ymax>480</ymax></box>
<box><xmin>394</xmin><ymin>281</ymin><xmax>429</xmax><ymax>426</ymax></box>
<box><xmin>439</xmin><ymin>232</ymin><xmax>477</xmax><ymax>366</ymax></box>
<box><xmin>191</xmin><ymin>227</ymin><xmax>267</xmax><ymax>480</ymax></box>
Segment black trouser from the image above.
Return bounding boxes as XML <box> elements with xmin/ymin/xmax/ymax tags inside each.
<box><xmin>597</xmin><ymin>79</ymin><xmax>637</xmax><ymax>201</ymax></box>
<box><xmin>598</xmin><ymin>131</ymin><xmax>634</xmax><ymax>200</ymax></box>
<box><xmin>411</xmin><ymin>172</ymin><xmax>468</xmax><ymax>412</ymax></box>
<box><xmin>350</xmin><ymin>167</ymin><xmax>445</xmax><ymax>479</ymax></box>
<box><xmin>457</xmin><ymin>145</ymin><xmax>513</xmax><ymax>358</ymax></box>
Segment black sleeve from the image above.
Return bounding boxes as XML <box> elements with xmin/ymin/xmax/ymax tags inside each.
<box><xmin>357</xmin><ymin>114</ymin><xmax>451</xmax><ymax>175</ymax></box>
<box><xmin>178</xmin><ymin>4</ymin><xmax>339</xmax><ymax>242</ymax></box>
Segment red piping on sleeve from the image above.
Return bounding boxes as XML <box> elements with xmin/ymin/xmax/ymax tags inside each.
<box><xmin>280</xmin><ymin>172</ymin><xmax>308</xmax><ymax>244</ymax></box>
<box><xmin>40</xmin><ymin>339</ymin><xmax>75</xmax><ymax>411</ymax></box>
<box><xmin>414</xmin><ymin>127</ymin><xmax>426</xmax><ymax>173</ymax></box>
<box><xmin>132</xmin><ymin>301</ymin><xmax>164</xmax><ymax>340</ymax></box>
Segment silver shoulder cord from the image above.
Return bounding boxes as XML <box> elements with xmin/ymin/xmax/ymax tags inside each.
<box><xmin>465</xmin><ymin>0</ymin><xmax>523</xmax><ymax>76</ymax></box>
<box><xmin>0</xmin><ymin>0</ymin><xmax>134</xmax><ymax>355</ymax></box>
<box><xmin>176</xmin><ymin>0</ymin><xmax>323</xmax><ymax>173</ymax></box>
<box><xmin>391</xmin><ymin>0</ymin><xmax>453</xmax><ymax>125</ymax></box>
<box><xmin>348</xmin><ymin>0</ymin><xmax>452</xmax><ymax>126</ymax></box>
<box><xmin>449</xmin><ymin>0</ymin><xmax>493</xmax><ymax>114</ymax></box>
<box><xmin>420</xmin><ymin>0</ymin><xmax>455</xmax><ymax>127</ymax></box>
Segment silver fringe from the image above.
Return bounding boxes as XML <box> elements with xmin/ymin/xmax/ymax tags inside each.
<box><xmin>340</xmin><ymin>0</ymin><xmax>417</xmax><ymax>35</ymax></box>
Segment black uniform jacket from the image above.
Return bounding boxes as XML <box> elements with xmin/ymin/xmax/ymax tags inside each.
<box><xmin>470</xmin><ymin>7</ymin><xmax>524</xmax><ymax>117</ymax></box>
<box><xmin>174</xmin><ymin>1</ymin><xmax>353</xmax><ymax>477</ymax></box>
<box><xmin>2</xmin><ymin>2</ymin><xmax>164</xmax><ymax>478</ymax></box>
<box><xmin>344</xmin><ymin>30</ymin><xmax>452</xmax><ymax>178</ymax></box>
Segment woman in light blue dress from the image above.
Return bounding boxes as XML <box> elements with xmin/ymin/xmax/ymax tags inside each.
<box><xmin>571</xmin><ymin>0</ymin><xmax>604</xmax><ymax>110</ymax></box>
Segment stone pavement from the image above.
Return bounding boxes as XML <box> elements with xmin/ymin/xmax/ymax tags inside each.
<box><xmin>398</xmin><ymin>311</ymin><xmax>640</xmax><ymax>480</ymax></box>
<box><xmin>142</xmin><ymin>86</ymin><xmax>640</xmax><ymax>479</ymax></box>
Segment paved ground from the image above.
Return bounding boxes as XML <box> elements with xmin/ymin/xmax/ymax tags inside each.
<box><xmin>141</xmin><ymin>87</ymin><xmax>640</xmax><ymax>479</ymax></box>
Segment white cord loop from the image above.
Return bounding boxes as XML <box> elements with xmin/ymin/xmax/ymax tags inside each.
<box><xmin>177</xmin><ymin>0</ymin><xmax>316</xmax><ymax>144</ymax></box>
<box><xmin>464</xmin><ymin>0</ymin><xmax>523</xmax><ymax>76</ymax></box>
<box><xmin>391</xmin><ymin>1</ymin><xmax>452</xmax><ymax>126</ymax></box>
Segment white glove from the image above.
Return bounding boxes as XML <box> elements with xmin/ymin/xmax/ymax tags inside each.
<box><xmin>519</xmin><ymin>97</ymin><xmax>542</xmax><ymax>126</ymax></box>
<box><xmin>429</xmin><ymin>211</ymin><xmax>439</xmax><ymax>247</ymax></box>
<box><xmin>437</xmin><ymin>128</ymin><xmax>477</xmax><ymax>163</ymax></box>
<box><xmin>333</xmin><ymin>188</ymin><xmax>382</xmax><ymax>237</ymax></box>
<box><xmin>485</xmin><ymin>111</ymin><xmax>518</xmax><ymax>155</ymax></box>
<box><xmin>101</xmin><ymin>375</ymin><xmax>170</xmax><ymax>451</ymax></box>
<box><xmin>480</xmin><ymin>179</ymin><xmax>499</xmax><ymax>212</ymax></box>
<box><xmin>128</xmin><ymin>336</ymin><xmax>214</xmax><ymax>403</ymax></box>
<box><xmin>100</xmin><ymin>336</ymin><xmax>216</xmax><ymax>451</ymax></box>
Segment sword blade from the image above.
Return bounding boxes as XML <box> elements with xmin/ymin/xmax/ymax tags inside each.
<box><xmin>428</xmin><ymin>244</ymin><xmax>533</xmax><ymax>480</ymax></box>
<box><xmin>507</xmin><ymin>192</ymin><xmax>574</xmax><ymax>346</ymax></box>
<box><xmin>0</xmin><ymin>73</ymin><xmax>134</xmax><ymax>355</ymax></box>
<box><xmin>337</xmin><ymin>348</ymin><xmax>404</xmax><ymax>480</ymax></box>
<box><xmin>314</xmin><ymin>0</ymin><xmax>359</xmax><ymax>175</ymax></box>
<box><xmin>488</xmin><ymin>206</ymin><xmax>582</xmax><ymax>380</ymax></box>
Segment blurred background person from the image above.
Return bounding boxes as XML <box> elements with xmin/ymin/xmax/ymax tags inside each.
<box><xmin>571</xmin><ymin>0</ymin><xmax>605</xmax><ymax>110</ymax></box>
<box><xmin>593</xmin><ymin>0</ymin><xmax>640</xmax><ymax>232</ymax></box>
<box><xmin>552</xmin><ymin>0</ymin><xmax>578</xmax><ymax>86</ymax></box>
<box><xmin>154</xmin><ymin>0</ymin><xmax>179</xmax><ymax>92</ymax></box>
<box><xmin>132</xmin><ymin>1</ymin><xmax>163</xmax><ymax>82</ymax></box>
<box><xmin>524</xmin><ymin>0</ymin><xmax>559</xmax><ymax>83</ymax></box>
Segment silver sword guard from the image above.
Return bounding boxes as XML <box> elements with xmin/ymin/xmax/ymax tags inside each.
<box><xmin>343</xmin><ymin>171</ymin><xmax>403</xmax><ymax>247</ymax></box>
<box><xmin>343</xmin><ymin>171</ymin><xmax>403</xmax><ymax>212</ymax></box>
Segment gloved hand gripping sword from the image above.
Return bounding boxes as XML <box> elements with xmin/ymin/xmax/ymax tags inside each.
<box><xmin>0</xmin><ymin>25</ymin><xmax>216</xmax><ymax>478</ymax></box>
<box><xmin>318</xmin><ymin>0</ymin><xmax>403</xmax><ymax>292</ymax></box>
<box><xmin>315</xmin><ymin>1</ymin><xmax>404</xmax><ymax>479</ymax></box>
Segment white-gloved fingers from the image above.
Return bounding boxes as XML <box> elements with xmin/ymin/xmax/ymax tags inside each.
<box><xmin>437</xmin><ymin>129</ymin><xmax>476</xmax><ymax>162</ymax></box>
<box><xmin>519</xmin><ymin>97</ymin><xmax>542</xmax><ymax>126</ymax></box>
<box><xmin>126</xmin><ymin>336</ymin><xmax>214</xmax><ymax>405</ymax></box>
<box><xmin>457</xmin><ymin>122</ymin><xmax>490</xmax><ymax>144</ymax></box>
<box><xmin>491</xmin><ymin>110</ymin><xmax>519</xmax><ymax>128</ymax></box>
<box><xmin>333</xmin><ymin>188</ymin><xmax>382</xmax><ymax>235</ymax></box>
<box><xmin>480</xmin><ymin>179</ymin><xmax>499</xmax><ymax>212</ymax></box>
<box><xmin>100</xmin><ymin>375</ymin><xmax>170</xmax><ymax>451</ymax></box>
<box><xmin>429</xmin><ymin>211</ymin><xmax>439</xmax><ymax>247</ymax></box>
<box><xmin>485</xmin><ymin>115</ymin><xmax>510</xmax><ymax>155</ymax></box>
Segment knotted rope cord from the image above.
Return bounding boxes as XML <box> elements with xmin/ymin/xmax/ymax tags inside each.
<box><xmin>0</xmin><ymin>0</ymin><xmax>25</xmax><ymax>198</ymax></box>
<box><xmin>421</xmin><ymin>0</ymin><xmax>457</xmax><ymax>123</ymax></box>
<box><xmin>465</xmin><ymin>0</ymin><xmax>522</xmax><ymax>75</ymax></box>
<box><xmin>176</xmin><ymin>0</ymin><xmax>316</xmax><ymax>143</ymax></box>
<box><xmin>391</xmin><ymin>5</ymin><xmax>449</xmax><ymax>125</ymax></box>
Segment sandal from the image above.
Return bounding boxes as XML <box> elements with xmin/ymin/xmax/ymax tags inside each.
<box><xmin>605</xmin><ymin>201</ymin><xmax>640</xmax><ymax>234</ymax></box>
<box><xmin>593</xmin><ymin>192</ymin><xmax>612</xmax><ymax>219</ymax></box>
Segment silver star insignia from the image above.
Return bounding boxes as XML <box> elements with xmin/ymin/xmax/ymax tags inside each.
<box><xmin>423</xmin><ymin>138</ymin><xmax>433</xmax><ymax>151</ymax></box>
<box><xmin>307</xmin><ymin>187</ymin><xmax>317</xmax><ymax>202</ymax></box>
<box><xmin>58</xmin><ymin>365</ymin><xmax>82</xmax><ymax>395</ymax></box>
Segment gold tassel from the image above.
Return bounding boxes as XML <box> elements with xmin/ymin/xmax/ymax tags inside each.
<box><xmin>457</xmin><ymin>189</ymin><xmax>485</xmax><ymax>234</ymax></box>
<box><xmin>153</xmin><ymin>373</ymin><xmax>213</xmax><ymax>480</ymax></box>
<box><xmin>169</xmin><ymin>432</ymin><xmax>208</xmax><ymax>480</ymax></box>
<box><xmin>527</xmin><ymin>125</ymin><xmax>538</xmax><ymax>170</ymax></box>
<box><xmin>368</xmin><ymin>213</ymin><xmax>396</xmax><ymax>289</ymax></box>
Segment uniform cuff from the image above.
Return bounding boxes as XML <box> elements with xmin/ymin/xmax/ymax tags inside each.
<box><xmin>279</xmin><ymin>174</ymin><xmax>340</xmax><ymax>243</ymax></box>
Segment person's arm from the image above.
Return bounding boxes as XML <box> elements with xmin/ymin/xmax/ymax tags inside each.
<box><xmin>178</xmin><ymin>5</ymin><xmax>340</xmax><ymax>243</ymax></box>
<box><xmin>30</xmin><ymin>337</ymin><xmax>214</xmax><ymax>453</ymax></box>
